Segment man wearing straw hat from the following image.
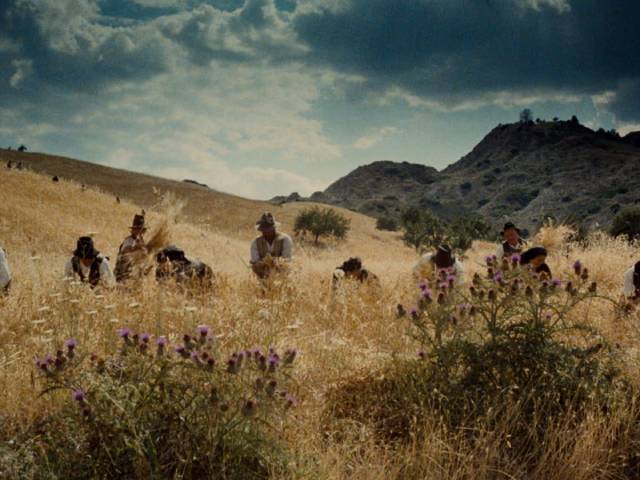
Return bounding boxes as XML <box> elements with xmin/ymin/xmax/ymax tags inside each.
<box><xmin>250</xmin><ymin>212</ymin><xmax>293</xmax><ymax>279</ymax></box>
<box><xmin>64</xmin><ymin>236</ymin><xmax>115</xmax><ymax>288</ymax></box>
<box><xmin>114</xmin><ymin>212</ymin><xmax>148</xmax><ymax>282</ymax></box>
<box><xmin>0</xmin><ymin>246</ymin><xmax>11</xmax><ymax>294</ymax></box>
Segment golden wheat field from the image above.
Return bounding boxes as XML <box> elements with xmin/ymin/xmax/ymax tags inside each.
<box><xmin>2</xmin><ymin>163</ymin><xmax>640</xmax><ymax>479</ymax></box>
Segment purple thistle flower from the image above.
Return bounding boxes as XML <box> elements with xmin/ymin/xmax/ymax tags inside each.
<box><xmin>266</xmin><ymin>379</ymin><xmax>278</xmax><ymax>396</ymax></box>
<box><xmin>139</xmin><ymin>333</ymin><xmax>150</xmax><ymax>344</ymax></box>
<box><xmin>268</xmin><ymin>354</ymin><xmax>280</xmax><ymax>373</ymax></box>
<box><xmin>190</xmin><ymin>351</ymin><xmax>200</xmax><ymax>363</ymax></box>
<box><xmin>552</xmin><ymin>278</ymin><xmax>562</xmax><ymax>287</ymax></box>
<box><xmin>242</xmin><ymin>399</ymin><xmax>258</xmax><ymax>417</ymax></box>
<box><xmin>419</xmin><ymin>280</ymin><xmax>429</xmax><ymax>291</ymax></box>
<box><xmin>64</xmin><ymin>338</ymin><xmax>77</xmax><ymax>351</ymax></box>
<box><xmin>250</xmin><ymin>347</ymin><xmax>263</xmax><ymax>359</ymax></box>
<box><xmin>421</xmin><ymin>288</ymin><xmax>433</xmax><ymax>301</ymax></box>
<box><xmin>510</xmin><ymin>254</ymin><xmax>521</xmax><ymax>264</ymax></box>
<box><xmin>485</xmin><ymin>255</ymin><xmax>494</xmax><ymax>266</ymax></box>
<box><xmin>410</xmin><ymin>307</ymin><xmax>418</xmax><ymax>318</ymax></box>
<box><xmin>573</xmin><ymin>260</ymin><xmax>583</xmax><ymax>275</ymax></box>
<box><xmin>438</xmin><ymin>282</ymin><xmax>449</xmax><ymax>291</ymax></box>
<box><xmin>175</xmin><ymin>345</ymin><xmax>189</xmax><ymax>358</ymax></box>
<box><xmin>437</xmin><ymin>292</ymin><xmax>446</xmax><ymax>305</ymax></box>
<box><xmin>117</xmin><ymin>328</ymin><xmax>132</xmax><ymax>339</ymax></box>
<box><xmin>156</xmin><ymin>336</ymin><xmax>167</xmax><ymax>347</ymax></box>
<box><xmin>72</xmin><ymin>388</ymin><xmax>85</xmax><ymax>403</ymax></box>
<box><xmin>257</xmin><ymin>354</ymin><xmax>267</xmax><ymax>371</ymax></box>
<box><xmin>227</xmin><ymin>358</ymin><xmax>240</xmax><ymax>374</ymax></box>
<box><xmin>493</xmin><ymin>271</ymin><xmax>504</xmax><ymax>283</ymax></box>
<box><xmin>417</xmin><ymin>350</ymin><xmax>426</xmax><ymax>360</ymax></box>
<box><xmin>285</xmin><ymin>394</ymin><xmax>297</xmax><ymax>410</ymax></box>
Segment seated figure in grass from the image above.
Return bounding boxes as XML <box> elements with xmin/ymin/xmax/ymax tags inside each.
<box><xmin>623</xmin><ymin>261</ymin><xmax>640</xmax><ymax>301</ymax></box>
<box><xmin>519</xmin><ymin>247</ymin><xmax>552</xmax><ymax>280</ymax></box>
<box><xmin>496</xmin><ymin>221</ymin><xmax>526</xmax><ymax>263</ymax></box>
<box><xmin>413</xmin><ymin>244</ymin><xmax>465</xmax><ymax>286</ymax></box>
<box><xmin>114</xmin><ymin>212</ymin><xmax>148</xmax><ymax>283</ymax></box>
<box><xmin>332</xmin><ymin>257</ymin><xmax>379</xmax><ymax>289</ymax></box>
<box><xmin>156</xmin><ymin>245</ymin><xmax>213</xmax><ymax>288</ymax></box>
<box><xmin>0</xmin><ymin>246</ymin><xmax>11</xmax><ymax>294</ymax></box>
<box><xmin>64</xmin><ymin>236</ymin><xmax>115</xmax><ymax>288</ymax></box>
<box><xmin>250</xmin><ymin>212</ymin><xmax>293</xmax><ymax>279</ymax></box>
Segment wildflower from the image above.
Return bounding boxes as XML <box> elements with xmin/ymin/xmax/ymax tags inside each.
<box><xmin>139</xmin><ymin>333</ymin><xmax>150</xmax><ymax>344</ymax></box>
<box><xmin>156</xmin><ymin>336</ymin><xmax>167</xmax><ymax>356</ymax></box>
<box><xmin>581</xmin><ymin>268</ymin><xmax>589</xmax><ymax>280</ymax></box>
<box><xmin>447</xmin><ymin>275</ymin><xmax>456</xmax><ymax>288</ymax></box>
<box><xmin>438</xmin><ymin>282</ymin><xmax>448</xmax><ymax>291</ymax></box>
<box><xmin>206</xmin><ymin>358</ymin><xmax>215</xmax><ymax>369</ymax></box>
<box><xmin>175</xmin><ymin>345</ymin><xmax>189</xmax><ymax>359</ymax></box>
<box><xmin>117</xmin><ymin>328</ymin><xmax>132</xmax><ymax>344</ymax></box>
<box><xmin>250</xmin><ymin>347</ymin><xmax>263</xmax><ymax>359</ymax></box>
<box><xmin>589</xmin><ymin>282</ymin><xmax>598</xmax><ymax>293</ymax></box>
<box><xmin>266</xmin><ymin>379</ymin><xmax>278</xmax><ymax>396</ymax></box>
<box><xmin>268</xmin><ymin>354</ymin><xmax>280</xmax><ymax>373</ymax></box>
<box><xmin>485</xmin><ymin>255</ymin><xmax>494</xmax><ymax>266</ymax></box>
<box><xmin>487</xmin><ymin>267</ymin><xmax>495</xmax><ymax>279</ymax></box>
<box><xmin>551</xmin><ymin>278</ymin><xmax>562</xmax><ymax>288</ymax></box>
<box><xmin>64</xmin><ymin>338</ymin><xmax>77</xmax><ymax>352</ymax></box>
<box><xmin>421</xmin><ymin>289</ymin><xmax>433</xmax><ymax>303</ymax></box>
<box><xmin>183</xmin><ymin>334</ymin><xmax>193</xmax><ymax>348</ymax></box>
<box><xmin>284</xmin><ymin>348</ymin><xmax>298</xmax><ymax>364</ymax></box>
<box><xmin>450</xmin><ymin>314</ymin><xmax>458</xmax><ymax>325</ymax></box>
<box><xmin>196</xmin><ymin>325</ymin><xmax>210</xmax><ymax>342</ymax></box>
<box><xmin>488</xmin><ymin>289</ymin><xmax>497</xmax><ymax>301</ymax></box>
<box><xmin>469</xmin><ymin>286</ymin><xmax>477</xmax><ymax>297</ymax></box>
<box><xmin>419</xmin><ymin>280</ymin><xmax>429</xmax><ymax>291</ymax></box>
<box><xmin>565</xmin><ymin>281</ymin><xmax>574</xmax><ymax>293</ymax></box>
<box><xmin>410</xmin><ymin>307</ymin><xmax>418</xmax><ymax>319</ymax></box>
<box><xmin>257</xmin><ymin>354</ymin><xmax>267</xmax><ymax>371</ymax></box>
<box><xmin>397</xmin><ymin>304</ymin><xmax>406</xmax><ymax>317</ymax></box>
<box><xmin>417</xmin><ymin>350</ymin><xmax>426</xmax><ymax>360</ymax></box>
<box><xmin>473</xmin><ymin>273</ymin><xmax>482</xmax><ymax>286</ymax></box>
<box><xmin>227</xmin><ymin>358</ymin><xmax>240</xmax><ymax>374</ymax></box>
<box><xmin>242</xmin><ymin>399</ymin><xmax>258</xmax><ymax>417</ymax></box>
<box><xmin>493</xmin><ymin>271</ymin><xmax>504</xmax><ymax>284</ymax></box>
<box><xmin>190</xmin><ymin>351</ymin><xmax>201</xmax><ymax>364</ymax></box>
<box><xmin>285</xmin><ymin>394</ymin><xmax>297</xmax><ymax>410</ymax></box>
<box><xmin>573</xmin><ymin>260</ymin><xmax>583</xmax><ymax>276</ymax></box>
<box><xmin>510</xmin><ymin>280</ymin><xmax>519</xmax><ymax>294</ymax></box>
<box><xmin>510</xmin><ymin>254</ymin><xmax>521</xmax><ymax>265</ymax></box>
<box><xmin>437</xmin><ymin>292</ymin><xmax>446</xmax><ymax>305</ymax></box>
<box><xmin>72</xmin><ymin>389</ymin><xmax>86</xmax><ymax>404</ymax></box>
<box><xmin>525</xmin><ymin>286</ymin><xmax>534</xmax><ymax>297</ymax></box>
<box><xmin>255</xmin><ymin>377</ymin><xmax>265</xmax><ymax>391</ymax></box>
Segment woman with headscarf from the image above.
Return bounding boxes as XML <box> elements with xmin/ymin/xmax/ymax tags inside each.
<box><xmin>413</xmin><ymin>244</ymin><xmax>465</xmax><ymax>286</ymax></box>
<box><xmin>332</xmin><ymin>257</ymin><xmax>379</xmax><ymax>289</ymax></box>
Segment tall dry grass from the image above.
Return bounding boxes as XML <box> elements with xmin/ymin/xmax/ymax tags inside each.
<box><xmin>1</xmin><ymin>166</ymin><xmax>640</xmax><ymax>478</ymax></box>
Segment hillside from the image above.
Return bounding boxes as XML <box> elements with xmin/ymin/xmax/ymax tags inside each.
<box><xmin>277</xmin><ymin>121</ymin><xmax>640</xmax><ymax>230</ymax></box>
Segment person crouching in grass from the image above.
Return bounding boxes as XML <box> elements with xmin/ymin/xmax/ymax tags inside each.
<box><xmin>250</xmin><ymin>213</ymin><xmax>293</xmax><ymax>280</ymax></box>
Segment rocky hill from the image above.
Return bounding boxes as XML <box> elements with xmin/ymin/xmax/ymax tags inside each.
<box><xmin>277</xmin><ymin>120</ymin><xmax>640</xmax><ymax>230</ymax></box>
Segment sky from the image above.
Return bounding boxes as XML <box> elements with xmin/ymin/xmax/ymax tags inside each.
<box><xmin>0</xmin><ymin>0</ymin><xmax>639</xmax><ymax>199</ymax></box>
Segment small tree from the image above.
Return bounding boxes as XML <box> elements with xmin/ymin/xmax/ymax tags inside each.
<box><xmin>610</xmin><ymin>207</ymin><xmax>640</xmax><ymax>240</ymax></box>
<box><xmin>294</xmin><ymin>206</ymin><xmax>350</xmax><ymax>244</ymax></box>
<box><xmin>376</xmin><ymin>216</ymin><xmax>398</xmax><ymax>232</ymax></box>
<box><xmin>400</xmin><ymin>207</ymin><xmax>444</xmax><ymax>252</ymax></box>
<box><xmin>519</xmin><ymin>108</ymin><xmax>533</xmax><ymax>123</ymax></box>
<box><xmin>17</xmin><ymin>144</ymin><xmax>27</xmax><ymax>152</ymax></box>
<box><xmin>448</xmin><ymin>214</ymin><xmax>492</xmax><ymax>251</ymax></box>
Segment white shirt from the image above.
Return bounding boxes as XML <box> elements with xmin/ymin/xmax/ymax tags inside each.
<box><xmin>623</xmin><ymin>267</ymin><xmax>637</xmax><ymax>299</ymax></box>
<box><xmin>413</xmin><ymin>253</ymin><xmax>465</xmax><ymax>286</ymax></box>
<box><xmin>250</xmin><ymin>233</ymin><xmax>293</xmax><ymax>264</ymax></box>
<box><xmin>0</xmin><ymin>248</ymin><xmax>11</xmax><ymax>290</ymax></box>
<box><xmin>64</xmin><ymin>256</ymin><xmax>116</xmax><ymax>287</ymax></box>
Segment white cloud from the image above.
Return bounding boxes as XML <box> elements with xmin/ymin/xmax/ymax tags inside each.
<box><xmin>132</xmin><ymin>0</ymin><xmax>186</xmax><ymax>8</ymax></box>
<box><xmin>516</xmin><ymin>0</ymin><xmax>571</xmax><ymax>14</ymax></box>
<box><xmin>9</xmin><ymin>59</ymin><xmax>32</xmax><ymax>88</ymax></box>
<box><xmin>352</xmin><ymin>126</ymin><xmax>398</xmax><ymax>150</ymax></box>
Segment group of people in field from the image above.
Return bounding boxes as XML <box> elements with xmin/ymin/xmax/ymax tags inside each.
<box><xmin>0</xmin><ymin>215</ymin><xmax>639</xmax><ymax>302</ymax></box>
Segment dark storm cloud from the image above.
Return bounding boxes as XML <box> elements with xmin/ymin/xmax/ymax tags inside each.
<box><xmin>294</xmin><ymin>0</ymin><xmax>640</xmax><ymax>119</ymax></box>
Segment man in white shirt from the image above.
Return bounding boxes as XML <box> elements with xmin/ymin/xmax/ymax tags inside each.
<box><xmin>623</xmin><ymin>261</ymin><xmax>640</xmax><ymax>301</ymax></box>
<box><xmin>250</xmin><ymin>212</ymin><xmax>293</xmax><ymax>279</ymax></box>
<box><xmin>114</xmin><ymin>213</ymin><xmax>148</xmax><ymax>282</ymax></box>
<box><xmin>413</xmin><ymin>244</ymin><xmax>465</xmax><ymax>286</ymax></box>
<box><xmin>64</xmin><ymin>236</ymin><xmax>115</xmax><ymax>288</ymax></box>
<box><xmin>0</xmin><ymin>247</ymin><xmax>11</xmax><ymax>293</ymax></box>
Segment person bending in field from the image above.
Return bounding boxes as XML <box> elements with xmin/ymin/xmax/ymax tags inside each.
<box><xmin>413</xmin><ymin>244</ymin><xmax>465</xmax><ymax>286</ymax></box>
<box><xmin>496</xmin><ymin>221</ymin><xmax>526</xmax><ymax>262</ymax></box>
<box><xmin>623</xmin><ymin>261</ymin><xmax>640</xmax><ymax>301</ymax></box>
<box><xmin>114</xmin><ymin>212</ymin><xmax>148</xmax><ymax>283</ymax></box>
<box><xmin>250</xmin><ymin>212</ymin><xmax>293</xmax><ymax>279</ymax></box>
<box><xmin>155</xmin><ymin>245</ymin><xmax>214</xmax><ymax>288</ymax></box>
<box><xmin>519</xmin><ymin>247</ymin><xmax>551</xmax><ymax>280</ymax></box>
<box><xmin>64</xmin><ymin>236</ymin><xmax>115</xmax><ymax>288</ymax></box>
<box><xmin>0</xmin><ymin>246</ymin><xmax>12</xmax><ymax>294</ymax></box>
<box><xmin>332</xmin><ymin>257</ymin><xmax>380</xmax><ymax>289</ymax></box>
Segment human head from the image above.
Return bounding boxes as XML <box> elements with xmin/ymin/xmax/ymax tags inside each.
<box><xmin>256</xmin><ymin>212</ymin><xmax>278</xmax><ymax>240</ymax></box>
<box><xmin>502</xmin><ymin>222</ymin><xmax>521</xmax><ymax>245</ymax></box>
<box><xmin>74</xmin><ymin>237</ymin><xmax>98</xmax><ymax>266</ymax></box>
<box><xmin>520</xmin><ymin>247</ymin><xmax>547</xmax><ymax>269</ymax></box>
<box><xmin>434</xmin><ymin>245</ymin><xmax>454</xmax><ymax>269</ymax></box>
<box><xmin>130</xmin><ymin>213</ymin><xmax>147</xmax><ymax>238</ymax></box>
<box><xmin>157</xmin><ymin>245</ymin><xmax>186</xmax><ymax>264</ymax></box>
<box><xmin>340</xmin><ymin>257</ymin><xmax>363</xmax><ymax>277</ymax></box>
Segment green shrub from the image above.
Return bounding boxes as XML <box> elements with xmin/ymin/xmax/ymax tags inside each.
<box><xmin>325</xmin><ymin>259</ymin><xmax>627</xmax><ymax>463</ymax></box>
<box><xmin>376</xmin><ymin>216</ymin><xmax>398</xmax><ymax>232</ymax></box>
<box><xmin>611</xmin><ymin>207</ymin><xmax>640</xmax><ymax>240</ymax></box>
<box><xmin>294</xmin><ymin>206</ymin><xmax>350</xmax><ymax>244</ymax></box>
<box><xmin>13</xmin><ymin>328</ymin><xmax>298</xmax><ymax>479</ymax></box>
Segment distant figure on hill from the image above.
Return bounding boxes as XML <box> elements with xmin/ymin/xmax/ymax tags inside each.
<box><xmin>114</xmin><ymin>213</ymin><xmax>148</xmax><ymax>283</ymax></box>
<box><xmin>155</xmin><ymin>245</ymin><xmax>213</xmax><ymax>288</ymax></box>
<box><xmin>250</xmin><ymin>212</ymin><xmax>293</xmax><ymax>279</ymax></box>
<box><xmin>16</xmin><ymin>162</ymin><xmax>23</xmax><ymax>170</ymax></box>
<box><xmin>496</xmin><ymin>222</ymin><xmax>526</xmax><ymax>262</ymax></box>
<box><xmin>64</xmin><ymin>236</ymin><xmax>115</xmax><ymax>288</ymax></box>
<box><xmin>413</xmin><ymin>244</ymin><xmax>465</xmax><ymax>286</ymax></box>
<box><xmin>17</xmin><ymin>145</ymin><xmax>26</xmax><ymax>152</ymax></box>
<box><xmin>623</xmin><ymin>261</ymin><xmax>640</xmax><ymax>301</ymax></box>
<box><xmin>520</xmin><ymin>247</ymin><xmax>551</xmax><ymax>280</ymax></box>
<box><xmin>332</xmin><ymin>257</ymin><xmax>379</xmax><ymax>289</ymax></box>
<box><xmin>52</xmin><ymin>176</ymin><xmax>59</xmax><ymax>182</ymax></box>
<box><xmin>0</xmin><ymin>246</ymin><xmax>12</xmax><ymax>294</ymax></box>
<box><xmin>6</xmin><ymin>160</ymin><xmax>12</xmax><ymax>169</ymax></box>
<box><xmin>116</xmin><ymin>196</ymin><xmax>121</xmax><ymax>204</ymax></box>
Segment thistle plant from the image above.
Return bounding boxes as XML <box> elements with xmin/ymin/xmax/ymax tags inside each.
<box><xmin>31</xmin><ymin>327</ymin><xmax>299</xmax><ymax>479</ymax></box>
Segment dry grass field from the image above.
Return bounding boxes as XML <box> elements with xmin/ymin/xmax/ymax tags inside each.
<box><xmin>2</xmin><ymin>154</ymin><xmax>640</xmax><ymax>479</ymax></box>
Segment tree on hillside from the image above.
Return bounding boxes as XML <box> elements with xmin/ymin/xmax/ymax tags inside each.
<box><xmin>610</xmin><ymin>207</ymin><xmax>640</xmax><ymax>240</ymax></box>
<box><xmin>400</xmin><ymin>207</ymin><xmax>444</xmax><ymax>252</ymax></box>
<box><xmin>519</xmin><ymin>108</ymin><xmax>533</xmax><ymax>123</ymax></box>
<box><xmin>448</xmin><ymin>214</ymin><xmax>492</xmax><ymax>252</ymax></box>
<box><xmin>376</xmin><ymin>215</ymin><xmax>398</xmax><ymax>232</ymax></box>
<box><xmin>294</xmin><ymin>206</ymin><xmax>350</xmax><ymax>245</ymax></box>
<box><xmin>18</xmin><ymin>145</ymin><xmax>27</xmax><ymax>152</ymax></box>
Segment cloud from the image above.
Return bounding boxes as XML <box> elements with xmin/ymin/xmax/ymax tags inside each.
<box><xmin>353</xmin><ymin>126</ymin><xmax>397</xmax><ymax>150</ymax></box>
<box><xmin>9</xmin><ymin>58</ymin><xmax>32</xmax><ymax>88</ymax></box>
